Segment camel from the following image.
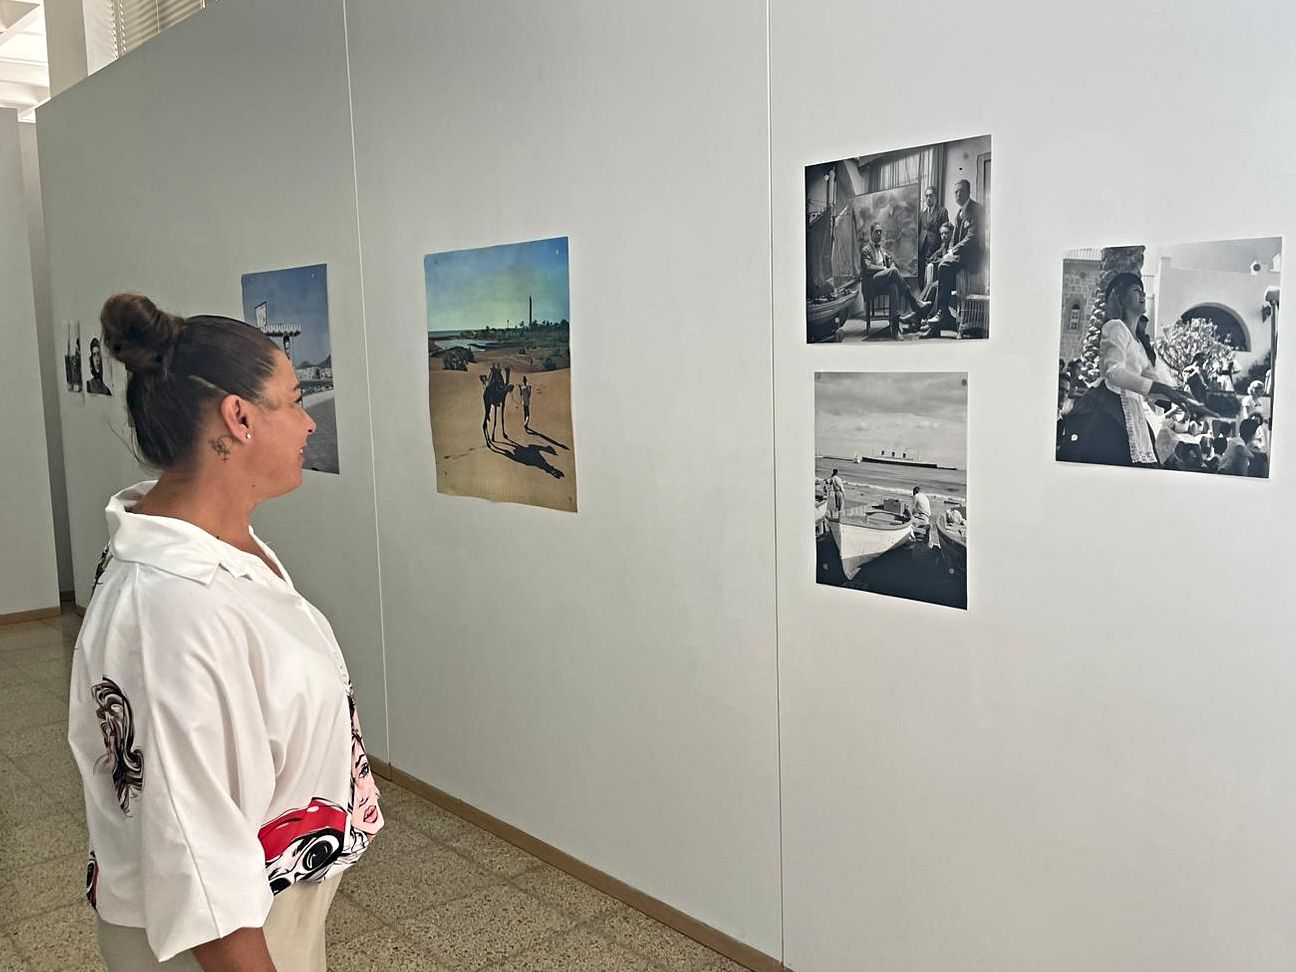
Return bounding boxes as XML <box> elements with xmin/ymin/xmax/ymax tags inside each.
<box><xmin>479</xmin><ymin>364</ymin><xmax>514</xmax><ymax>443</ymax></box>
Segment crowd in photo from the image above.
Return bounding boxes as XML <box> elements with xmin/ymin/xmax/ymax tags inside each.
<box><xmin>1057</xmin><ymin>273</ymin><xmax>1273</xmax><ymax>477</ymax></box>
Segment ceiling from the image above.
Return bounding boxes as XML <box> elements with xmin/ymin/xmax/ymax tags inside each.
<box><xmin>0</xmin><ymin>0</ymin><xmax>48</xmax><ymax>120</ymax></box>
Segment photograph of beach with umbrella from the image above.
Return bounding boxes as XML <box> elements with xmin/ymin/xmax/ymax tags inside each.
<box><xmin>424</xmin><ymin>236</ymin><xmax>577</xmax><ymax>512</ymax></box>
<box><xmin>1056</xmin><ymin>237</ymin><xmax>1280</xmax><ymax>476</ymax></box>
<box><xmin>241</xmin><ymin>263</ymin><xmax>339</xmax><ymax>474</ymax></box>
<box><xmin>815</xmin><ymin>372</ymin><xmax>967</xmax><ymax>610</ymax></box>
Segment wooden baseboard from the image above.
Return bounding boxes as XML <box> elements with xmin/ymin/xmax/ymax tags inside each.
<box><xmin>379</xmin><ymin>764</ymin><xmax>785</xmax><ymax>972</ymax></box>
<box><xmin>0</xmin><ymin>606</ymin><xmax>61</xmax><ymax>626</ymax></box>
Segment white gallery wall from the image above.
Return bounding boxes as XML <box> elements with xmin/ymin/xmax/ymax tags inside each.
<box><xmin>772</xmin><ymin>0</ymin><xmax>1296</xmax><ymax>969</ymax></box>
<box><xmin>345</xmin><ymin>0</ymin><xmax>782</xmax><ymax>953</ymax></box>
<box><xmin>0</xmin><ymin>108</ymin><xmax>59</xmax><ymax>617</ymax></box>
<box><xmin>35</xmin><ymin>0</ymin><xmax>389</xmax><ymax>758</ymax></box>
<box><xmin>18</xmin><ymin>121</ymin><xmax>74</xmax><ymax>593</ymax></box>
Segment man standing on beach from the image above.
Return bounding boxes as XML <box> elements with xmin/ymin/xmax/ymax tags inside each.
<box><xmin>829</xmin><ymin>469</ymin><xmax>845</xmax><ymax>520</ymax></box>
<box><xmin>520</xmin><ymin>375</ymin><xmax>533</xmax><ymax>432</ymax></box>
<box><xmin>911</xmin><ymin>485</ymin><xmax>932</xmax><ymax>543</ymax></box>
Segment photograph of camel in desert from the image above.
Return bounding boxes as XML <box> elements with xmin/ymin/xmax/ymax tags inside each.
<box><xmin>424</xmin><ymin>237</ymin><xmax>577</xmax><ymax>512</ymax></box>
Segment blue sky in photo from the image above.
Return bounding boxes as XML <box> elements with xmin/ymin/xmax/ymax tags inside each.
<box><xmin>240</xmin><ymin>263</ymin><xmax>332</xmax><ymax>367</ymax></box>
<box><xmin>425</xmin><ymin>237</ymin><xmax>570</xmax><ymax>333</ymax></box>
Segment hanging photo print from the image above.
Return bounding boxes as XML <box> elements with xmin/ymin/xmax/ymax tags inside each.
<box><xmin>64</xmin><ymin>321</ymin><xmax>83</xmax><ymax>400</ymax></box>
<box><xmin>1056</xmin><ymin>237</ymin><xmax>1280</xmax><ymax>478</ymax></box>
<box><xmin>424</xmin><ymin>236</ymin><xmax>577</xmax><ymax>512</ymax></box>
<box><xmin>85</xmin><ymin>327</ymin><xmax>113</xmax><ymax>397</ymax></box>
<box><xmin>815</xmin><ymin>372</ymin><xmax>968</xmax><ymax>610</ymax></box>
<box><xmin>806</xmin><ymin>134</ymin><xmax>991</xmax><ymax>343</ymax></box>
<box><xmin>241</xmin><ymin>263</ymin><xmax>339</xmax><ymax>474</ymax></box>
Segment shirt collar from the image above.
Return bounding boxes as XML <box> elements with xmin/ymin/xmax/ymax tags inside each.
<box><xmin>106</xmin><ymin>481</ymin><xmax>291</xmax><ymax>589</ymax></box>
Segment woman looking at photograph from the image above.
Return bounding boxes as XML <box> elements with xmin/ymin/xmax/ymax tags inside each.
<box><xmin>1059</xmin><ymin>273</ymin><xmax>1199</xmax><ymax>466</ymax></box>
<box><xmin>69</xmin><ymin>294</ymin><xmax>383</xmax><ymax>972</ymax></box>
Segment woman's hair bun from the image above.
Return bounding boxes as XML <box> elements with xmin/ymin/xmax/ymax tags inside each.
<box><xmin>99</xmin><ymin>293</ymin><xmax>186</xmax><ymax>375</ymax></box>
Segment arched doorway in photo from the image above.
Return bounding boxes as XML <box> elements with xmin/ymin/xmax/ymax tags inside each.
<box><xmin>1182</xmin><ymin>303</ymin><xmax>1249</xmax><ymax>351</ymax></box>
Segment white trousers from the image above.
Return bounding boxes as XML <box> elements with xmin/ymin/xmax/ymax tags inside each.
<box><xmin>96</xmin><ymin>875</ymin><xmax>341</xmax><ymax>972</ymax></box>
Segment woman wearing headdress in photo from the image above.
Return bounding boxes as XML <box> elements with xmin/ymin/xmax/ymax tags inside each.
<box><xmin>1059</xmin><ymin>273</ymin><xmax>1200</xmax><ymax>467</ymax></box>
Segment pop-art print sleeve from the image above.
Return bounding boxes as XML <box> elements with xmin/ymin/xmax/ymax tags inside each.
<box><xmin>133</xmin><ymin>587</ymin><xmax>276</xmax><ymax>962</ymax></box>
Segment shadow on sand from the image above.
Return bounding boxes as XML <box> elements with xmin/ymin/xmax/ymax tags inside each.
<box><xmin>486</xmin><ymin>435</ymin><xmax>565</xmax><ymax>480</ymax></box>
<box><xmin>522</xmin><ymin>424</ymin><xmax>570</xmax><ymax>451</ymax></box>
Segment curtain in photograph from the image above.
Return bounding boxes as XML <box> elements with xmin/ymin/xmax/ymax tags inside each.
<box><xmin>869</xmin><ymin>146</ymin><xmax>939</xmax><ymax>198</ymax></box>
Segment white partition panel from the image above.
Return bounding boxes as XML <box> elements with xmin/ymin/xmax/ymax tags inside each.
<box><xmin>772</xmin><ymin>1</ymin><xmax>1296</xmax><ymax>969</ymax></box>
<box><xmin>346</xmin><ymin>0</ymin><xmax>782</xmax><ymax>953</ymax></box>
<box><xmin>0</xmin><ymin>108</ymin><xmax>59</xmax><ymax>617</ymax></box>
<box><xmin>36</xmin><ymin>0</ymin><xmax>387</xmax><ymax>756</ymax></box>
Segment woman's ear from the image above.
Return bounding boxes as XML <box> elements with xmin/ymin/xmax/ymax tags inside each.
<box><xmin>217</xmin><ymin>394</ymin><xmax>253</xmax><ymax>442</ymax></box>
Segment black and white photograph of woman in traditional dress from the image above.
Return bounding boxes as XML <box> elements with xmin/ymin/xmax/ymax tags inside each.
<box><xmin>806</xmin><ymin>134</ymin><xmax>991</xmax><ymax>343</ymax></box>
<box><xmin>1057</xmin><ymin>238</ymin><xmax>1281</xmax><ymax>477</ymax></box>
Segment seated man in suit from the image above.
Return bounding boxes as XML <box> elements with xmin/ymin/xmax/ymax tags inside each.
<box><xmin>921</xmin><ymin>179</ymin><xmax>985</xmax><ymax>339</ymax></box>
<box><xmin>861</xmin><ymin>222</ymin><xmax>931</xmax><ymax>340</ymax></box>
<box><xmin>901</xmin><ymin>221</ymin><xmax>953</xmax><ymax>333</ymax></box>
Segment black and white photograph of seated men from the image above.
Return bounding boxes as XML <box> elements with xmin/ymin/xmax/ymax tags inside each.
<box><xmin>1056</xmin><ymin>237</ymin><xmax>1281</xmax><ymax>477</ymax></box>
<box><xmin>806</xmin><ymin>134</ymin><xmax>990</xmax><ymax>343</ymax></box>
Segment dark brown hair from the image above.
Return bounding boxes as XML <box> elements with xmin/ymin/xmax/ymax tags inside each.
<box><xmin>100</xmin><ymin>293</ymin><xmax>281</xmax><ymax>469</ymax></box>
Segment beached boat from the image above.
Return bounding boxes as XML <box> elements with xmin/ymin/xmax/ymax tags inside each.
<box><xmin>806</xmin><ymin>171</ymin><xmax>862</xmax><ymax>342</ymax></box>
<box><xmin>934</xmin><ymin>510</ymin><xmax>967</xmax><ymax>574</ymax></box>
<box><xmin>807</xmin><ymin>288</ymin><xmax>859</xmax><ymax>342</ymax></box>
<box><xmin>828</xmin><ymin>510</ymin><xmax>914</xmax><ymax>580</ymax></box>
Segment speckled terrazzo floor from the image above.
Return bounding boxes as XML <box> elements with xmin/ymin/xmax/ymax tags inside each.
<box><xmin>0</xmin><ymin>609</ymin><xmax>746</xmax><ymax>971</ymax></box>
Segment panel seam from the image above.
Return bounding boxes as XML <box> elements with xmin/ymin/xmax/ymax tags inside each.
<box><xmin>339</xmin><ymin>0</ymin><xmax>392</xmax><ymax>763</ymax></box>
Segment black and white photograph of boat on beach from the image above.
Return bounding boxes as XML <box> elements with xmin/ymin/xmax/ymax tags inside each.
<box><xmin>815</xmin><ymin>372</ymin><xmax>968</xmax><ymax>610</ymax></box>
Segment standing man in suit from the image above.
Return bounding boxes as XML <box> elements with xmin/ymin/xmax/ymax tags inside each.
<box><xmin>917</xmin><ymin>186</ymin><xmax>949</xmax><ymax>276</ymax></box>
<box><xmin>922</xmin><ymin>178</ymin><xmax>985</xmax><ymax>339</ymax></box>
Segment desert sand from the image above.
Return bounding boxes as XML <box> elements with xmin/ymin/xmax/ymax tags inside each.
<box><xmin>428</xmin><ymin>349</ymin><xmax>577</xmax><ymax>512</ymax></box>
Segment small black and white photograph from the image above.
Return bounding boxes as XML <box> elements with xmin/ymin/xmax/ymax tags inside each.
<box><xmin>85</xmin><ymin>331</ymin><xmax>112</xmax><ymax>397</ymax></box>
<box><xmin>1056</xmin><ymin>237</ymin><xmax>1281</xmax><ymax>477</ymax></box>
<box><xmin>63</xmin><ymin>321</ymin><xmax>82</xmax><ymax>395</ymax></box>
<box><xmin>806</xmin><ymin>134</ymin><xmax>991</xmax><ymax>344</ymax></box>
<box><xmin>815</xmin><ymin>372</ymin><xmax>968</xmax><ymax>610</ymax></box>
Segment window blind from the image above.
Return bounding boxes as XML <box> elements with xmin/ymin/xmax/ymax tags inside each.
<box><xmin>113</xmin><ymin>0</ymin><xmax>213</xmax><ymax>58</ymax></box>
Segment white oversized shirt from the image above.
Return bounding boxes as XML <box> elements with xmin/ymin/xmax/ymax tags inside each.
<box><xmin>68</xmin><ymin>482</ymin><xmax>383</xmax><ymax>962</ymax></box>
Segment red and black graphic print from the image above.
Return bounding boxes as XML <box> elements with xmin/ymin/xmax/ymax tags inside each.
<box><xmin>337</xmin><ymin>686</ymin><xmax>383</xmax><ymax>866</ymax></box>
<box><xmin>91</xmin><ymin>676</ymin><xmax>144</xmax><ymax>815</ymax></box>
<box><xmin>257</xmin><ymin>798</ymin><xmax>348</xmax><ymax>895</ymax></box>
